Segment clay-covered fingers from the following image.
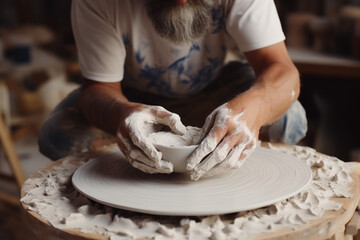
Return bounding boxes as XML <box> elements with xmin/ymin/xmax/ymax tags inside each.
<box><xmin>117</xmin><ymin>128</ymin><xmax>132</xmax><ymax>156</ymax></box>
<box><xmin>195</xmin><ymin>139</ymin><xmax>256</xmax><ymax>179</ymax></box>
<box><xmin>186</xmin><ymin>106</ymin><xmax>229</xmax><ymax>177</ymax></box>
<box><xmin>222</xmin><ymin>144</ymin><xmax>246</xmax><ymax>168</ymax></box>
<box><xmin>128</xmin><ymin>126</ymin><xmax>161</xmax><ymax>162</ymax></box>
<box><xmin>128</xmin><ymin>151</ymin><xmax>173</xmax><ymax>174</ymax></box>
<box><xmin>129</xmin><ymin>159</ymin><xmax>172</xmax><ymax>174</ymax></box>
<box><xmin>116</xmin><ymin>105</ymin><xmax>188</xmax><ymax>174</ymax></box>
<box><xmin>186</xmin><ymin>126</ymin><xmax>226</xmax><ymax>171</ymax></box>
<box><xmin>127</xmin><ymin>106</ymin><xmax>185</xmax><ymax>167</ymax></box>
<box><xmin>200</xmin><ymin>146</ymin><xmax>242</xmax><ymax>179</ymax></box>
<box><xmin>189</xmin><ymin>138</ymin><xmax>231</xmax><ymax>180</ymax></box>
<box><xmin>117</xmin><ymin>131</ymin><xmax>173</xmax><ymax>174</ymax></box>
<box><xmin>196</xmin><ymin>110</ymin><xmax>217</xmax><ymax>140</ymax></box>
<box><xmin>238</xmin><ymin>138</ymin><xmax>257</xmax><ymax>161</ymax></box>
<box><xmin>205</xmin><ymin>143</ymin><xmax>247</xmax><ymax>177</ymax></box>
<box><xmin>188</xmin><ymin>125</ymin><xmax>258</xmax><ymax>180</ymax></box>
<box><xmin>150</xmin><ymin>106</ymin><xmax>186</xmax><ymax>135</ymax></box>
<box><xmin>223</xmin><ymin>133</ymin><xmax>257</xmax><ymax>168</ymax></box>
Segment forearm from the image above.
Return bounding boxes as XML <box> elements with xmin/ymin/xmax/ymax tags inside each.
<box><xmin>246</xmin><ymin>61</ymin><xmax>299</xmax><ymax>125</ymax></box>
<box><xmin>79</xmin><ymin>80</ymin><xmax>140</xmax><ymax>135</ymax></box>
<box><xmin>231</xmin><ymin>42</ymin><xmax>300</xmax><ymax>127</ymax></box>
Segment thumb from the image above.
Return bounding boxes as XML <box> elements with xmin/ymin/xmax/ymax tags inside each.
<box><xmin>165</xmin><ymin>113</ymin><xmax>187</xmax><ymax>135</ymax></box>
<box><xmin>155</xmin><ymin>111</ymin><xmax>186</xmax><ymax>135</ymax></box>
<box><xmin>150</xmin><ymin>106</ymin><xmax>186</xmax><ymax>134</ymax></box>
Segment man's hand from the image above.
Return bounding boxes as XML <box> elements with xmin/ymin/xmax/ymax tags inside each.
<box><xmin>186</xmin><ymin>101</ymin><xmax>259</xmax><ymax>181</ymax></box>
<box><xmin>186</xmin><ymin>42</ymin><xmax>301</xmax><ymax>181</ymax></box>
<box><xmin>117</xmin><ymin>105</ymin><xmax>186</xmax><ymax>174</ymax></box>
<box><xmin>79</xmin><ymin>80</ymin><xmax>187</xmax><ymax>174</ymax></box>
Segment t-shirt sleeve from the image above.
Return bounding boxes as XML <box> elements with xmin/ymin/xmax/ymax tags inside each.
<box><xmin>225</xmin><ymin>0</ymin><xmax>285</xmax><ymax>53</ymax></box>
<box><xmin>71</xmin><ymin>0</ymin><xmax>125</xmax><ymax>82</ymax></box>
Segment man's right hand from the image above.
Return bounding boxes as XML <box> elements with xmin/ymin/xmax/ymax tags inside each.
<box><xmin>79</xmin><ymin>80</ymin><xmax>186</xmax><ymax>174</ymax></box>
<box><xmin>117</xmin><ymin>105</ymin><xmax>186</xmax><ymax>174</ymax></box>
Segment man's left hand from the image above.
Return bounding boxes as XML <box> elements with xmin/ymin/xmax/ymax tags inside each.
<box><xmin>186</xmin><ymin>102</ymin><xmax>260</xmax><ymax>180</ymax></box>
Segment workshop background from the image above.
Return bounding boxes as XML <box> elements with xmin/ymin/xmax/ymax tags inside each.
<box><xmin>0</xmin><ymin>0</ymin><xmax>360</xmax><ymax>239</ymax></box>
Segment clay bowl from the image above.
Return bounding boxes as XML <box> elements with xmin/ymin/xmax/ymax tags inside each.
<box><xmin>155</xmin><ymin>144</ymin><xmax>198</xmax><ymax>173</ymax></box>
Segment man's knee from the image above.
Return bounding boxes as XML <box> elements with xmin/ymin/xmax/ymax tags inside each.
<box><xmin>38</xmin><ymin>89</ymin><xmax>90</xmax><ymax>160</ymax></box>
<box><xmin>38</xmin><ymin>107</ymin><xmax>116</xmax><ymax>160</ymax></box>
<box><xmin>38</xmin><ymin>109</ymin><xmax>83</xmax><ymax>160</ymax></box>
<box><xmin>267</xmin><ymin>101</ymin><xmax>308</xmax><ymax>145</ymax></box>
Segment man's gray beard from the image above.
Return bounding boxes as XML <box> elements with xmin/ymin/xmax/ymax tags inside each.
<box><xmin>145</xmin><ymin>0</ymin><xmax>212</xmax><ymax>44</ymax></box>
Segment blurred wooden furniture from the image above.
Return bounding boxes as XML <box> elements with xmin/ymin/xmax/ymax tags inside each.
<box><xmin>288</xmin><ymin>47</ymin><xmax>360</xmax><ymax>79</ymax></box>
<box><xmin>288</xmin><ymin>47</ymin><xmax>360</xmax><ymax>161</ymax></box>
<box><xmin>0</xmin><ymin>46</ymin><xmax>68</xmax><ymax>207</ymax></box>
<box><xmin>0</xmin><ymin>83</ymin><xmax>26</xmax><ymax>205</ymax></box>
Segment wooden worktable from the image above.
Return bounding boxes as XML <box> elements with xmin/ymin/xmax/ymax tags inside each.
<box><xmin>20</xmin><ymin>146</ymin><xmax>360</xmax><ymax>240</ymax></box>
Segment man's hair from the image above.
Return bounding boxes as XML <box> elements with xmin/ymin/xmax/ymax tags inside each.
<box><xmin>145</xmin><ymin>0</ymin><xmax>212</xmax><ymax>44</ymax></box>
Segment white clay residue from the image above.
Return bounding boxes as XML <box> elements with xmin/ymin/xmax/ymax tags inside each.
<box><xmin>21</xmin><ymin>144</ymin><xmax>353</xmax><ymax>240</ymax></box>
<box><xmin>291</xmin><ymin>89</ymin><xmax>296</xmax><ymax>102</ymax></box>
<box><xmin>148</xmin><ymin>126</ymin><xmax>201</xmax><ymax>147</ymax></box>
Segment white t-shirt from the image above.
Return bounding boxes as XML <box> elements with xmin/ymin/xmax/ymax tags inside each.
<box><xmin>72</xmin><ymin>0</ymin><xmax>285</xmax><ymax>98</ymax></box>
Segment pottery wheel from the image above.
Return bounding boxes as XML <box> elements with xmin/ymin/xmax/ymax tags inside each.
<box><xmin>72</xmin><ymin>146</ymin><xmax>312</xmax><ymax>216</ymax></box>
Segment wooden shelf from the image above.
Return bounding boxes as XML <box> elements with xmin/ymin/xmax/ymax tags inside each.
<box><xmin>288</xmin><ymin>47</ymin><xmax>360</xmax><ymax>79</ymax></box>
